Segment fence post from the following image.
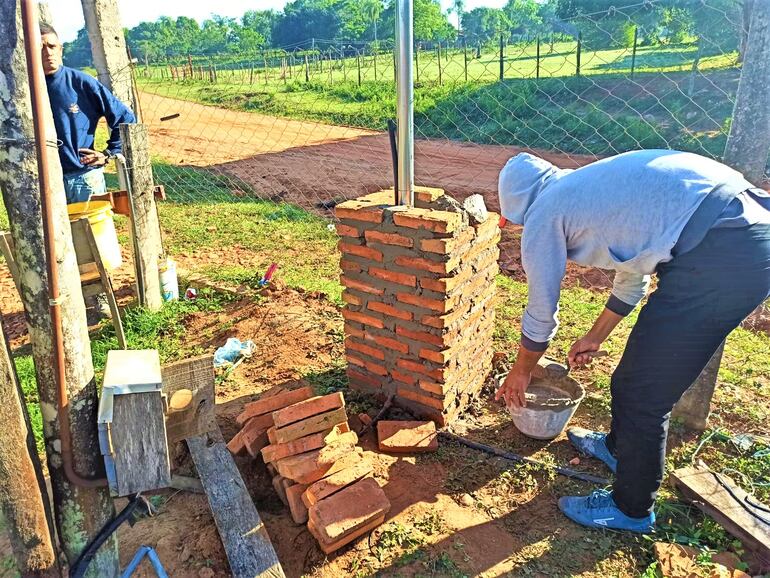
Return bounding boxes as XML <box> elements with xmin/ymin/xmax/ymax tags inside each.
<box><xmin>357</xmin><ymin>51</ymin><xmax>362</xmax><ymax>85</ymax></box>
<box><xmin>499</xmin><ymin>34</ymin><xmax>504</xmax><ymax>80</ymax></box>
<box><xmin>374</xmin><ymin>47</ymin><xmax>378</xmax><ymax>81</ymax></box>
<box><xmin>264</xmin><ymin>54</ymin><xmax>269</xmax><ymax>84</ymax></box>
<box><xmin>393</xmin><ymin>50</ymin><xmax>397</xmax><ymax>83</ymax></box>
<box><xmin>463</xmin><ymin>37</ymin><xmax>468</xmax><ymax>82</ymax></box>
<box><xmin>437</xmin><ymin>42</ymin><xmax>443</xmax><ymax>85</ymax></box>
<box><xmin>187</xmin><ymin>53</ymin><xmax>193</xmax><ymax>78</ymax></box>
<box><xmin>536</xmin><ymin>36</ymin><xmax>540</xmax><ymax>79</ymax></box>
<box><xmin>209</xmin><ymin>64</ymin><xmax>214</xmax><ymax>83</ymax></box>
<box><xmin>212</xmin><ymin>63</ymin><xmax>217</xmax><ymax>83</ymax></box>
<box><xmin>305</xmin><ymin>54</ymin><xmax>310</xmax><ymax>82</ymax></box>
<box><xmin>249</xmin><ymin>60</ymin><xmax>254</xmax><ymax>85</ymax></box>
<box><xmin>415</xmin><ymin>43</ymin><xmax>420</xmax><ymax>82</ymax></box>
<box><xmin>120</xmin><ymin>124</ymin><xmax>164</xmax><ymax>311</ymax></box>
<box><xmin>630</xmin><ymin>26</ymin><xmax>638</xmax><ymax>78</ymax></box>
<box><xmin>724</xmin><ymin>0</ymin><xmax>770</xmax><ymax>182</ymax></box>
<box><xmin>0</xmin><ymin>4</ymin><xmax>119</xmax><ymax>572</ymax></box>
<box><xmin>342</xmin><ymin>51</ymin><xmax>347</xmax><ymax>82</ymax></box>
<box><xmin>576</xmin><ymin>33</ymin><xmax>582</xmax><ymax>76</ymax></box>
<box><xmin>0</xmin><ymin>315</ymin><xmax>58</xmax><ymax>576</ymax></box>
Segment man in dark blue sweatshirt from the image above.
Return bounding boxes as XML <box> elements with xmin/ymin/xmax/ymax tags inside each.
<box><xmin>41</xmin><ymin>24</ymin><xmax>136</xmax><ymax>204</ymax></box>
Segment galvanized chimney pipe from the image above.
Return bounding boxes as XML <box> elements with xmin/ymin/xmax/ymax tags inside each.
<box><xmin>395</xmin><ymin>0</ymin><xmax>414</xmax><ymax>206</ymax></box>
<box><xmin>21</xmin><ymin>0</ymin><xmax>107</xmax><ymax>488</ymax></box>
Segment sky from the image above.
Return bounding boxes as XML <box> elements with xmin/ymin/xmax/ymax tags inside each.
<box><xmin>48</xmin><ymin>0</ymin><xmax>509</xmax><ymax>42</ymax></box>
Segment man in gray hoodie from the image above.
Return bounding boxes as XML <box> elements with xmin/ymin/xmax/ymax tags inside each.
<box><xmin>495</xmin><ymin>149</ymin><xmax>770</xmax><ymax>533</ymax></box>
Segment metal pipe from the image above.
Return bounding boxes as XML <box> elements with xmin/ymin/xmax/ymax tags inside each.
<box><xmin>21</xmin><ymin>0</ymin><xmax>107</xmax><ymax>488</ymax></box>
<box><xmin>395</xmin><ymin>0</ymin><xmax>414</xmax><ymax>205</ymax></box>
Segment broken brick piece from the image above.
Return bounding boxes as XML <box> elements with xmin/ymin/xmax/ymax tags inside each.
<box><xmin>236</xmin><ymin>386</ymin><xmax>314</xmax><ymax>427</ymax></box>
<box><xmin>308</xmin><ymin>477</ymin><xmax>391</xmax><ymax>544</ymax></box>
<box><xmin>302</xmin><ymin>459</ymin><xmax>373</xmax><ymax>507</ymax></box>
<box><xmin>308</xmin><ymin>513</ymin><xmax>386</xmax><ymax>555</ymax></box>
<box><xmin>226</xmin><ymin>429</ymin><xmax>246</xmax><ymax>456</ymax></box>
<box><xmin>272</xmin><ymin>407</ymin><xmax>349</xmax><ymax>445</ymax></box>
<box><xmin>377</xmin><ymin>420</ymin><xmax>438</xmax><ymax>453</ymax></box>
<box><xmin>272</xmin><ymin>475</ymin><xmax>290</xmax><ymax>506</ymax></box>
<box><xmin>294</xmin><ymin>447</ymin><xmax>364</xmax><ymax>485</ymax></box>
<box><xmin>286</xmin><ymin>483</ymin><xmax>309</xmax><ymax>524</ymax></box>
<box><xmin>272</xmin><ymin>392</ymin><xmax>345</xmax><ymax>429</ymax></box>
<box><xmin>261</xmin><ymin>424</ymin><xmax>353</xmax><ymax>463</ymax></box>
<box><xmin>275</xmin><ymin>438</ymin><xmax>358</xmax><ymax>482</ymax></box>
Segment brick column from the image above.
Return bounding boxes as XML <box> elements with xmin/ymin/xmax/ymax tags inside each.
<box><xmin>335</xmin><ymin>188</ymin><xmax>499</xmax><ymax>425</ymax></box>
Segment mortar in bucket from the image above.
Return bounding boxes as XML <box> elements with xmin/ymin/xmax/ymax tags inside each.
<box><xmin>499</xmin><ymin>368</ymin><xmax>585</xmax><ymax>440</ymax></box>
<box><xmin>68</xmin><ymin>200</ymin><xmax>122</xmax><ymax>271</ymax></box>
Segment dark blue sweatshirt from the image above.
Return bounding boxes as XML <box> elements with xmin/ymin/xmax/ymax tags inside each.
<box><xmin>44</xmin><ymin>66</ymin><xmax>136</xmax><ymax>175</ymax></box>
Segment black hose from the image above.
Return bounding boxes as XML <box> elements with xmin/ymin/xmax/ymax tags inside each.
<box><xmin>69</xmin><ymin>494</ymin><xmax>151</xmax><ymax>578</ymax></box>
<box><xmin>439</xmin><ymin>431</ymin><xmax>611</xmax><ymax>486</ymax></box>
<box><xmin>387</xmin><ymin>119</ymin><xmax>398</xmax><ymax>203</ymax></box>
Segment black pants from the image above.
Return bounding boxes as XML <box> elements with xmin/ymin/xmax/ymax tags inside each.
<box><xmin>605</xmin><ymin>223</ymin><xmax>770</xmax><ymax>518</ymax></box>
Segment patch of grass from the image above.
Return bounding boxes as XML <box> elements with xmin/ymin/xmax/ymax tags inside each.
<box><xmin>373</xmin><ymin>522</ymin><xmax>425</xmax><ymax>565</ymax></box>
<box><xmin>13</xmin><ymin>356</ymin><xmax>43</xmax><ymax>454</ymax></box>
<box><xmin>413</xmin><ymin>509</ymin><xmax>447</xmax><ymax>537</ymax></box>
<box><xmin>418</xmin><ymin>551</ymin><xmax>467</xmax><ymax>578</ymax></box>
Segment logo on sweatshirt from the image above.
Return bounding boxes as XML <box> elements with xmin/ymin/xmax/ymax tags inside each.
<box><xmin>68</xmin><ymin>103</ymin><xmax>80</xmax><ymax>114</ymax></box>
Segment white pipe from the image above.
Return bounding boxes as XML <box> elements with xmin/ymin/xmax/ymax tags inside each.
<box><xmin>395</xmin><ymin>0</ymin><xmax>414</xmax><ymax>206</ymax></box>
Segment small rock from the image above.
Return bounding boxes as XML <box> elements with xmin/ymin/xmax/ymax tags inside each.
<box><xmin>463</xmin><ymin>194</ymin><xmax>489</xmax><ymax>224</ymax></box>
<box><xmin>569</xmin><ymin>457</ymin><xmax>581</xmax><ymax>466</ymax></box>
<box><xmin>435</xmin><ymin>194</ymin><xmax>464</xmax><ymax>213</ymax></box>
<box><xmin>198</xmin><ymin>568</ymin><xmax>215</xmax><ymax>578</ymax></box>
<box><xmin>358</xmin><ymin>412</ymin><xmax>372</xmax><ymax>426</ymax></box>
<box><xmin>460</xmin><ymin>493</ymin><xmax>474</xmax><ymax>507</ymax></box>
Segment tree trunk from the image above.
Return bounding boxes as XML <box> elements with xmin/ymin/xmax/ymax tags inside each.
<box><xmin>0</xmin><ymin>3</ymin><xmax>118</xmax><ymax>575</ymax></box>
<box><xmin>0</xmin><ymin>312</ymin><xmax>58</xmax><ymax>577</ymax></box>
<box><xmin>724</xmin><ymin>0</ymin><xmax>770</xmax><ymax>183</ymax></box>
<box><xmin>79</xmin><ymin>0</ymin><xmax>139</xmax><ymax>119</ymax></box>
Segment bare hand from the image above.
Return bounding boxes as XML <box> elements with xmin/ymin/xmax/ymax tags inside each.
<box><xmin>78</xmin><ymin>148</ymin><xmax>108</xmax><ymax>167</ymax></box>
<box><xmin>495</xmin><ymin>369</ymin><xmax>531</xmax><ymax>409</ymax></box>
<box><xmin>568</xmin><ymin>335</ymin><xmax>604</xmax><ymax>368</ymax></box>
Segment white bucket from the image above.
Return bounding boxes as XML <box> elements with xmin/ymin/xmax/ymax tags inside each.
<box><xmin>159</xmin><ymin>257</ymin><xmax>179</xmax><ymax>302</ymax></box>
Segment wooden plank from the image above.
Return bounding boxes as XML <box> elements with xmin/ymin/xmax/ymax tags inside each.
<box><xmin>161</xmin><ymin>355</ymin><xmax>216</xmax><ymax>445</ymax></box>
<box><xmin>0</xmin><ymin>232</ymin><xmax>22</xmax><ymax>297</ymax></box>
<box><xmin>188</xmin><ymin>432</ymin><xmax>285</xmax><ymax>578</ymax></box>
<box><xmin>120</xmin><ymin>123</ymin><xmax>163</xmax><ymax>310</ymax></box>
<box><xmin>110</xmin><ymin>390</ymin><xmax>171</xmax><ymax>496</ymax></box>
<box><xmin>671</xmin><ymin>466</ymin><xmax>770</xmax><ymax>571</ymax></box>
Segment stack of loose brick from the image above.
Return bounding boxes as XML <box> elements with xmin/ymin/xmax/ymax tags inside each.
<box><xmin>335</xmin><ymin>187</ymin><xmax>500</xmax><ymax>425</ymax></box>
<box><xmin>230</xmin><ymin>388</ymin><xmax>391</xmax><ymax>554</ymax></box>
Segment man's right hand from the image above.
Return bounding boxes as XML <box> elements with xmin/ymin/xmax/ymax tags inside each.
<box><xmin>78</xmin><ymin>148</ymin><xmax>108</xmax><ymax>167</ymax></box>
<box><xmin>568</xmin><ymin>335</ymin><xmax>604</xmax><ymax>367</ymax></box>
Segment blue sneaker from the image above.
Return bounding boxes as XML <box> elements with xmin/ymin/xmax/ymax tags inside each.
<box><xmin>567</xmin><ymin>427</ymin><xmax>617</xmax><ymax>473</ymax></box>
<box><xmin>558</xmin><ymin>490</ymin><xmax>655</xmax><ymax>533</ymax></box>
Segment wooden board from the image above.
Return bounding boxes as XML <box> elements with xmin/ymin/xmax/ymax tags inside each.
<box><xmin>161</xmin><ymin>355</ymin><xmax>216</xmax><ymax>445</ymax></box>
<box><xmin>671</xmin><ymin>466</ymin><xmax>770</xmax><ymax>572</ymax></box>
<box><xmin>110</xmin><ymin>390</ymin><xmax>171</xmax><ymax>496</ymax></box>
<box><xmin>188</xmin><ymin>432</ymin><xmax>285</xmax><ymax>578</ymax></box>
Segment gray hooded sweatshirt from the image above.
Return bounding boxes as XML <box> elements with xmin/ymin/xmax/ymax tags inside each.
<box><xmin>498</xmin><ymin>149</ymin><xmax>764</xmax><ymax>350</ymax></box>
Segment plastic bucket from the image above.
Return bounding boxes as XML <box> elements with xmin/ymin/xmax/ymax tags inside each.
<box><xmin>68</xmin><ymin>201</ymin><xmax>122</xmax><ymax>271</ymax></box>
<box><xmin>501</xmin><ymin>373</ymin><xmax>585</xmax><ymax>440</ymax></box>
<box><xmin>159</xmin><ymin>257</ymin><xmax>179</xmax><ymax>301</ymax></box>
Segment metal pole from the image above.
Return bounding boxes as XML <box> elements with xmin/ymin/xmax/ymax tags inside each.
<box><xmin>395</xmin><ymin>0</ymin><xmax>414</xmax><ymax>205</ymax></box>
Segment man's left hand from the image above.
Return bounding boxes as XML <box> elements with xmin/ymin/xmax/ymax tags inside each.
<box><xmin>78</xmin><ymin>148</ymin><xmax>108</xmax><ymax>167</ymax></box>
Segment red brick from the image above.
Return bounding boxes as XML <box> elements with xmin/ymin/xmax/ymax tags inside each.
<box><xmin>369</xmin><ymin>267</ymin><xmax>416</xmax><ymax>287</ymax></box>
<box><xmin>335</xmin><ymin>224</ymin><xmax>361</xmax><ymax>237</ymax></box>
<box><xmin>394</xmin><ymin>255</ymin><xmax>452</xmax><ymax>275</ymax></box>
<box><xmin>240</xmin><ymin>412</ymin><xmax>277</xmax><ymax>439</ymax></box>
<box><xmin>420</xmin><ymin>227</ymin><xmax>474</xmax><ymax>254</ymax></box>
<box><xmin>346</xmin><ymin>338</ymin><xmax>385</xmax><ymax>360</ymax></box>
<box><xmin>348</xmin><ymin>353</ymin><xmax>388</xmax><ymax>376</ymax></box>
<box><xmin>272</xmin><ymin>392</ymin><xmax>345</xmax><ymax>429</ymax></box>
<box><xmin>286</xmin><ymin>483</ymin><xmax>309</xmax><ymax>524</ymax></box>
<box><xmin>341</xmin><ymin>308</ymin><xmax>385</xmax><ymax>328</ymax></box>
<box><xmin>395</xmin><ymin>325</ymin><xmax>444</xmax><ymax>346</ymax></box>
<box><xmin>272</xmin><ymin>475</ymin><xmax>290</xmax><ymax>506</ymax></box>
<box><xmin>308</xmin><ymin>514</ymin><xmax>385</xmax><ymax>555</ymax></box>
<box><xmin>366</xmin><ymin>332</ymin><xmax>408</xmax><ymax>354</ymax></box>
<box><xmin>396</xmin><ymin>292</ymin><xmax>452</xmax><ymax>313</ymax></box>
<box><xmin>276</xmin><ymin>437</ymin><xmax>357</xmax><ymax>483</ymax></box>
<box><xmin>474</xmin><ymin>212</ymin><xmax>500</xmax><ymax>236</ymax></box>
<box><xmin>292</xmin><ymin>447</ymin><xmax>365</xmax><ymax>485</ymax></box>
<box><xmin>341</xmin><ymin>291</ymin><xmax>362</xmax><ymax>306</ymax></box>
<box><xmin>334</xmin><ymin>200</ymin><xmax>384</xmax><ymax>223</ymax></box>
<box><xmin>347</xmin><ymin>368</ymin><xmax>381</xmax><ymax>389</ymax></box>
<box><xmin>397</xmin><ymin>388</ymin><xmax>445</xmax><ymax>411</ymax></box>
<box><xmin>414</xmin><ymin>187</ymin><xmax>445</xmax><ymax>204</ymax></box>
<box><xmin>244</xmin><ymin>427</ymin><xmax>271</xmax><ymax>458</ymax></box>
<box><xmin>338</xmin><ymin>241</ymin><xmax>383</xmax><ymax>262</ymax></box>
<box><xmin>341</xmin><ymin>276</ymin><xmax>384</xmax><ymax>295</ymax></box>
<box><xmin>261</xmin><ymin>424</ymin><xmax>353</xmax><ymax>463</ymax></box>
<box><xmin>421</xmin><ymin>305</ymin><xmax>467</xmax><ymax>330</ymax></box>
<box><xmin>340</xmin><ymin>260</ymin><xmax>363</xmax><ymax>273</ymax></box>
<box><xmin>272</xmin><ymin>407</ymin><xmax>349</xmax><ymax>445</ymax></box>
<box><xmin>236</xmin><ymin>386</ymin><xmax>314</xmax><ymax>427</ymax></box>
<box><xmin>344</xmin><ymin>322</ymin><xmax>365</xmax><ymax>339</ymax></box>
<box><xmin>391</xmin><ymin>370</ymin><xmax>417</xmax><ymax>385</ymax></box>
<box><xmin>302</xmin><ymin>460</ymin><xmax>373</xmax><ymax>507</ymax></box>
<box><xmin>365</xmin><ymin>230</ymin><xmax>413</xmax><ymax>248</ymax></box>
<box><xmin>377</xmin><ymin>420</ymin><xmax>438</xmax><ymax>453</ymax></box>
<box><xmin>392</xmin><ymin>209</ymin><xmax>462</xmax><ymax>234</ymax></box>
<box><xmin>419</xmin><ymin>380</ymin><xmax>450</xmax><ymax>396</ymax></box>
<box><xmin>419</xmin><ymin>348</ymin><xmax>451</xmax><ymax>365</ymax></box>
<box><xmin>308</xmin><ymin>477</ymin><xmax>391</xmax><ymax>543</ymax></box>
<box><xmin>419</xmin><ymin>266</ymin><xmax>473</xmax><ymax>294</ymax></box>
<box><xmin>396</xmin><ymin>359</ymin><xmax>445</xmax><ymax>381</ymax></box>
<box><xmin>226</xmin><ymin>430</ymin><xmax>246</xmax><ymax>456</ymax></box>
<box><xmin>367</xmin><ymin>301</ymin><xmax>412</xmax><ymax>321</ymax></box>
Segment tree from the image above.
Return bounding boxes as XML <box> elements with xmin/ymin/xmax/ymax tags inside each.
<box><xmin>452</xmin><ymin>0</ymin><xmax>465</xmax><ymax>31</ymax></box>
<box><xmin>63</xmin><ymin>27</ymin><xmax>92</xmax><ymax>67</ymax></box>
<box><xmin>381</xmin><ymin>0</ymin><xmax>455</xmax><ymax>42</ymax></box>
<box><xmin>272</xmin><ymin>0</ymin><xmax>343</xmax><ymax>47</ymax></box>
<box><xmin>504</xmin><ymin>0</ymin><xmax>541</xmax><ymax>36</ymax></box>
<box><xmin>462</xmin><ymin>7</ymin><xmax>505</xmax><ymax>44</ymax></box>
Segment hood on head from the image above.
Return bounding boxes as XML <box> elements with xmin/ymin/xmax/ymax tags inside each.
<box><xmin>498</xmin><ymin>153</ymin><xmax>561</xmax><ymax>225</ymax></box>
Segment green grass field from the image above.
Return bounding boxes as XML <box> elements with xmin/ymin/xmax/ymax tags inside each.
<box><xmin>137</xmin><ymin>41</ymin><xmax>737</xmax><ymax>157</ymax></box>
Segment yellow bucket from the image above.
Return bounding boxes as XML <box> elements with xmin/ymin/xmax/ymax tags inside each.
<box><xmin>68</xmin><ymin>201</ymin><xmax>122</xmax><ymax>271</ymax></box>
